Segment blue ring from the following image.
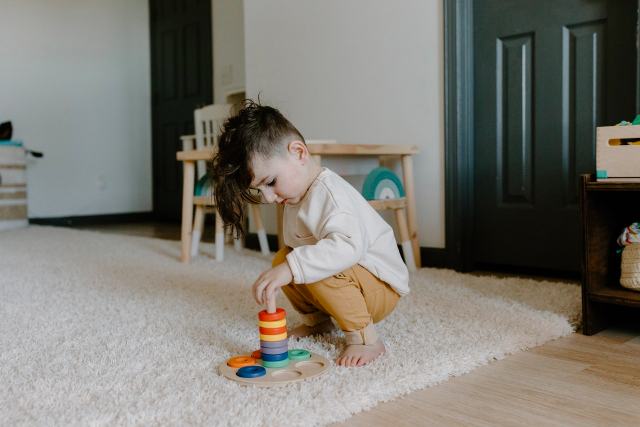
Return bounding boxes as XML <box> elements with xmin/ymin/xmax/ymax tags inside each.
<box><xmin>260</xmin><ymin>351</ymin><xmax>289</xmax><ymax>362</ymax></box>
<box><xmin>236</xmin><ymin>365</ymin><xmax>266</xmax><ymax>378</ymax></box>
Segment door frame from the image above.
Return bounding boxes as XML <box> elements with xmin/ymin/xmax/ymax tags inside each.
<box><xmin>443</xmin><ymin>0</ymin><xmax>640</xmax><ymax>272</ymax></box>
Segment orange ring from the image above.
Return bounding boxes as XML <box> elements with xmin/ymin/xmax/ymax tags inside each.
<box><xmin>258</xmin><ymin>308</ymin><xmax>286</xmax><ymax>321</ymax></box>
<box><xmin>251</xmin><ymin>350</ymin><xmax>261</xmax><ymax>359</ymax></box>
<box><xmin>259</xmin><ymin>326</ymin><xmax>287</xmax><ymax>335</ymax></box>
<box><xmin>226</xmin><ymin>356</ymin><xmax>257</xmax><ymax>368</ymax></box>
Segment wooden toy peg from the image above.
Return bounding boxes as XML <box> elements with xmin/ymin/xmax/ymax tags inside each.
<box><xmin>266</xmin><ymin>294</ymin><xmax>276</xmax><ymax>314</ymax></box>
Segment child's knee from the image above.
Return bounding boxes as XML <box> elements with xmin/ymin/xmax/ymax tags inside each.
<box><xmin>271</xmin><ymin>246</ymin><xmax>292</xmax><ymax>267</ymax></box>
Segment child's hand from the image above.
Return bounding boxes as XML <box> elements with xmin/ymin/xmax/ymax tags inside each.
<box><xmin>252</xmin><ymin>262</ymin><xmax>293</xmax><ymax>306</ymax></box>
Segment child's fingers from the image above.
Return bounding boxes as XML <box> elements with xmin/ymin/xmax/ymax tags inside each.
<box><xmin>264</xmin><ymin>283</ymin><xmax>281</xmax><ymax>307</ymax></box>
<box><xmin>253</xmin><ymin>280</ymin><xmax>266</xmax><ymax>305</ymax></box>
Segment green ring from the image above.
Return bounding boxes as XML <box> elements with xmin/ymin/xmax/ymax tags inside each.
<box><xmin>288</xmin><ymin>349</ymin><xmax>311</xmax><ymax>361</ymax></box>
<box><xmin>261</xmin><ymin>358</ymin><xmax>290</xmax><ymax>368</ymax></box>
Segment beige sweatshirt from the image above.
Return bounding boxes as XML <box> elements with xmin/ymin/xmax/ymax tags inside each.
<box><xmin>284</xmin><ymin>168</ymin><xmax>410</xmax><ymax>296</ymax></box>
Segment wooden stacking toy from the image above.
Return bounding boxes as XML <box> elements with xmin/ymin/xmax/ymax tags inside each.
<box><xmin>219</xmin><ymin>298</ymin><xmax>330</xmax><ymax>386</ymax></box>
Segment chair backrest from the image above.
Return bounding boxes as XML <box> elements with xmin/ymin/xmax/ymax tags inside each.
<box><xmin>194</xmin><ymin>104</ymin><xmax>232</xmax><ymax>177</ymax></box>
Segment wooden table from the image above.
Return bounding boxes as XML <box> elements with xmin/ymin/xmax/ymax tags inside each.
<box><xmin>177</xmin><ymin>143</ymin><xmax>421</xmax><ymax>268</ymax></box>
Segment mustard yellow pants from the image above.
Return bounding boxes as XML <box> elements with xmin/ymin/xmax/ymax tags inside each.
<box><xmin>273</xmin><ymin>247</ymin><xmax>400</xmax><ymax>333</ymax></box>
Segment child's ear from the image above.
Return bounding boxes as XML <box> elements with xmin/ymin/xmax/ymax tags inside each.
<box><xmin>288</xmin><ymin>140</ymin><xmax>308</xmax><ymax>161</ymax></box>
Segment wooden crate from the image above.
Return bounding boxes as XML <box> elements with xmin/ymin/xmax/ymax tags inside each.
<box><xmin>579</xmin><ymin>174</ymin><xmax>640</xmax><ymax>334</ymax></box>
<box><xmin>0</xmin><ymin>144</ymin><xmax>27</xmax><ymax>230</ymax></box>
<box><xmin>596</xmin><ymin>125</ymin><xmax>640</xmax><ymax>182</ymax></box>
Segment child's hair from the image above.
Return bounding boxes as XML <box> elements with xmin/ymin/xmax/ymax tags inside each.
<box><xmin>211</xmin><ymin>99</ymin><xmax>305</xmax><ymax>238</ymax></box>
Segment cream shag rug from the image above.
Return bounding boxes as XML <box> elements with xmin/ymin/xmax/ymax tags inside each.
<box><xmin>0</xmin><ymin>227</ymin><xmax>580</xmax><ymax>426</ymax></box>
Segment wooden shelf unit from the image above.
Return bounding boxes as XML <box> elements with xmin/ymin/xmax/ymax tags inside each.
<box><xmin>579</xmin><ymin>174</ymin><xmax>640</xmax><ymax>334</ymax></box>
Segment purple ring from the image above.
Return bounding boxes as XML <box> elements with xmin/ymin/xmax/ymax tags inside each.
<box><xmin>260</xmin><ymin>344</ymin><xmax>289</xmax><ymax>354</ymax></box>
<box><xmin>260</xmin><ymin>338</ymin><xmax>288</xmax><ymax>348</ymax></box>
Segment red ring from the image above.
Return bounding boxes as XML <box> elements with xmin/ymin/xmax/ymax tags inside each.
<box><xmin>251</xmin><ymin>350</ymin><xmax>261</xmax><ymax>359</ymax></box>
<box><xmin>258</xmin><ymin>308</ymin><xmax>286</xmax><ymax>321</ymax></box>
<box><xmin>259</xmin><ymin>326</ymin><xmax>287</xmax><ymax>335</ymax></box>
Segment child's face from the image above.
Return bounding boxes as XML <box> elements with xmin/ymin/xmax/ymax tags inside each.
<box><xmin>249</xmin><ymin>141</ymin><xmax>310</xmax><ymax>205</ymax></box>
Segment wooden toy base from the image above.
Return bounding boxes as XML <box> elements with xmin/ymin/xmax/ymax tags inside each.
<box><xmin>219</xmin><ymin>352</ymin><xmax>330</xmax><ymax>386</ymax></box>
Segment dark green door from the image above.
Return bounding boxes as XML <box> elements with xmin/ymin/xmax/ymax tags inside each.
<box><xmin>473</xmin><ymin>0</ymin><xmax>637</xmax><ymax>272</ymax></box>
<box><xmin>150</xmin><ymin>0</ymin><xmax>213</xmax><ymax>220</ymax></box>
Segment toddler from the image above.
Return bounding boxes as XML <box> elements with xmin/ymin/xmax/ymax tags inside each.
<box><xmin>212</xmin><ymin>101</ymin><xmax>409</xmax><ymax>367</ymax></box>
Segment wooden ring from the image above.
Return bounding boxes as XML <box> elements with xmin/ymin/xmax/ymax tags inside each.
<box><xmin>259</xmin><ymin>332</ymin><xmax>288</xmax><ymax>341</ymax></box>
<box><xmin>260</xmin><ymin>338</ymin><xmax>288</xmax><ymax>348</ymax></box>
<box><xmin>236</xmin><ymin>365</ymin><xmax>266</xmax><ymax>378</ymax></box>
<box><xmin>226</xmin><ymin>356</ymin><xmax>257</xmax><ymax>368</ymax></box>
<box><xmin>260</xmin><ymin>344</ymin><xmax>288</xmax><ymax>354</ymax></box>
<box><xmin>288</xmin><ymin>349</ymin><xmax>311</xmax><ymax>361</ymax></box>
<box><xmin>258</xmin><ymin>318</ymin><xmax>286</xmax><ymax>328</ymax></box>
<box><xmin>260</xmin><ymin>351</ymin><xmax>289</xmax><ymax>362</ymax></box>
<box><xmin>261</xmin><ymin>359</ymin><xmax>290</xmax><ymax>368</ymax></box>
<box><xmin>259</xmin><ymin>326</ymin><xmax>287</xmax><ymax>335</ymax></box>
<box><xmin>258</xmin><ymin>308</ymin><xmax>286</xmax><ymax>321</ymax></box>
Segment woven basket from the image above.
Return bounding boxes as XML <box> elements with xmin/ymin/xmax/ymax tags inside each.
<box><xmin>620</xmin><ymin>244</ymin><xmax>640</xmax><ymax>290</ymax></box>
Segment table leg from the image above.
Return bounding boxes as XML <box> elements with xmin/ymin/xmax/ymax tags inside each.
<box><xmin>401</xmin><ymin>155</ymin><xmax>421</xmax><ymax>268</ymax></box>
<box><xmin>181</xmin><ymin>160</ymin><xmax>195</xmax><ymax>263</ymax></box>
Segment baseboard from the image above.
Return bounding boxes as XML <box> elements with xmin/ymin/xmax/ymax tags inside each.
<box><xmin>29</xmin><ymin>212</ymin><xmax>154</xmax><ymax>227</ymax></box>
<box><xmin>419</xmin><ymin>247</ymin><xmax>451</xmax><ymax>269</ymax></box>
<box><xmin>244</xmin><ymin>232</ymin><xmax>455</xmax><ymax>269</ymax></box>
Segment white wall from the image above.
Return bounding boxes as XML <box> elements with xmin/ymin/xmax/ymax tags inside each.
<box><xmin>244</xmin><ymin>0</ymin><xmax>444</xmax><ymax>247</ymax></box>
<box><xmin>0</xmin><ymin>0</ymin><xmax>151</xmax><ymax>218</ymax></box>
<box><xmin>212</xmin><ymin>0</ymin><xmax>245</xmax><ymax>103</ymax></box>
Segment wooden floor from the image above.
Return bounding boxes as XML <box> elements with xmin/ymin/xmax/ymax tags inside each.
<box><xmin>83</xmin><ymin>222</ymin><xmax>640</xmax><ymax>427</ymax></box>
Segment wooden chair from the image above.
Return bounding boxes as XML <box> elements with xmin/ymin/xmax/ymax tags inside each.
<box><xmin>181</xmin><ymin>104</ymin><xmax>270</xmax><ymax>261</ymax></box>
<box><xmin>306</xmin><ymin>140</ymin><xmax>419</xmax><ymax>271</ymax></box>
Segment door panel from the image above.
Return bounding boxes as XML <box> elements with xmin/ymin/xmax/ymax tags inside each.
<box><xmin>150</xmin><ymin>0</ymin><xmax>213</xmax><ymax>220</ymax></box>
<box><xmin>473</xmin><ymin>0</ymin><xmax>636</xmax><ymax>272</ymax></box>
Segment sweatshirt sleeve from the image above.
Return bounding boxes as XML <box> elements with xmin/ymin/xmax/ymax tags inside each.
<box><xmin>286</xmin><ymin>211</ymin><xmax>365</xmax><ymax>284</ymax></box>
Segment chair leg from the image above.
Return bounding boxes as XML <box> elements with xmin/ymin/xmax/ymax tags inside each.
<box><xmin>191</xmin><ymin>206</ymin><xmax>205</xmax><ymax>257</ymax></box>
<box><xmin>215</xmin><ymin>209</ymin><xmax>225</xmax><ymax>261</ymax></box>
<box><xmin>394</xmin><ymin>208</ymin><xmax>417</xmax><ymax>272</ymax></box>
<box><xmin>233</xmin><ymin>234</ymin><xmax>243</xmax><ymax>252</ymax></box>
<box><xmin>251</xmin><ymin>203</ymin><xmax>271</xmax><ymax>255</ymax></box>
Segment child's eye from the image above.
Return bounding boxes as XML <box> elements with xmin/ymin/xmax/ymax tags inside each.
<box><xmin>267</xmin><ymin>178</ymin><xmax>276</xmax><ymax>187</ymax></box>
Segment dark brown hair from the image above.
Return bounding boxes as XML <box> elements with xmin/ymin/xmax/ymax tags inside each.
<box><xmin>211</xmin><ymin>100</ymin><xmax>304</xmax><ymax>238</ymax></box>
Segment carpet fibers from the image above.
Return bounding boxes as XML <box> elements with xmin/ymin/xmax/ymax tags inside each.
<box><xmin>0</xmin><ymin>227</ymin><xmax>580</xmax><ymax>426</ymax></box>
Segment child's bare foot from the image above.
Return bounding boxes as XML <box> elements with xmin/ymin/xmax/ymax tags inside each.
<box><xmin>336</xmin><ymin>340</ymin><xmax>385</xmax><ymax>367</ymax></box>
<box><xmin>288</xmin><ymin>319</ymin><xmax>335</xmax><ymax>338</ymax></box>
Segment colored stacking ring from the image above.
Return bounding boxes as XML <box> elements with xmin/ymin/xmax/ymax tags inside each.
<box><xmin>236</xmin><ymin>365</ymin><xmax>266</xmax><ymax>378</ymax></box>
<box><xmin>258</xmin><ymin>308</ymin><xmax>286</xmax><ymax>321</ymax></box>
<box><xmin>260</xmin><ymin>338</ymin><xmax>288</xmax><ymax>348</ymax></box>
<box><xmin>261</xmin><ymin>359</ymin><xmax>290</xmax><ymax>368</ymax></box>
<box><xmin>227</xmin><ymin>356</ymin><xmax>257</xmax><ymax>368</ymax></box>
<box><xmin>260</xmin><ymin>351</ymin><xmax>289</xmax><ymax>362</ymax></box>
<box><xmin>259</xmin><ymin>326</ymin><xmax>287</xmax><ymax>335</ymax></box>
<box><xmin>260</xmin><ymin>332</ymin><xmax>288</xmax><ymax>342</ymax></box>
<box><xmin>251</xmin><ymin>350</ymin><xmax>262</xmax><ymax>359</ymax></box>
<box><xmin>288</xmin><ymin>349</ymin><xmax>311</xmax><ymax>361</ymax></box>
<box><xmin>260</xmin><ymin>344</ymin><xmax>288</xmax><ymax>355</ymax></box>
<box><xmin>258</xmin><ymin>318</ymin><xmax>286</xmax><ymax>328</ymax></box>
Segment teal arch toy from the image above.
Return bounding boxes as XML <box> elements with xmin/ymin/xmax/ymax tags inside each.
<box><xmin>194</xmin><ymin>173</ymin><xmax>213</xmax><ymax>197</ymax></box>
<box><xmin>361</xmin><ymin>167</ymin><xmax>405</xmax><ymax>200</ymax></box>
